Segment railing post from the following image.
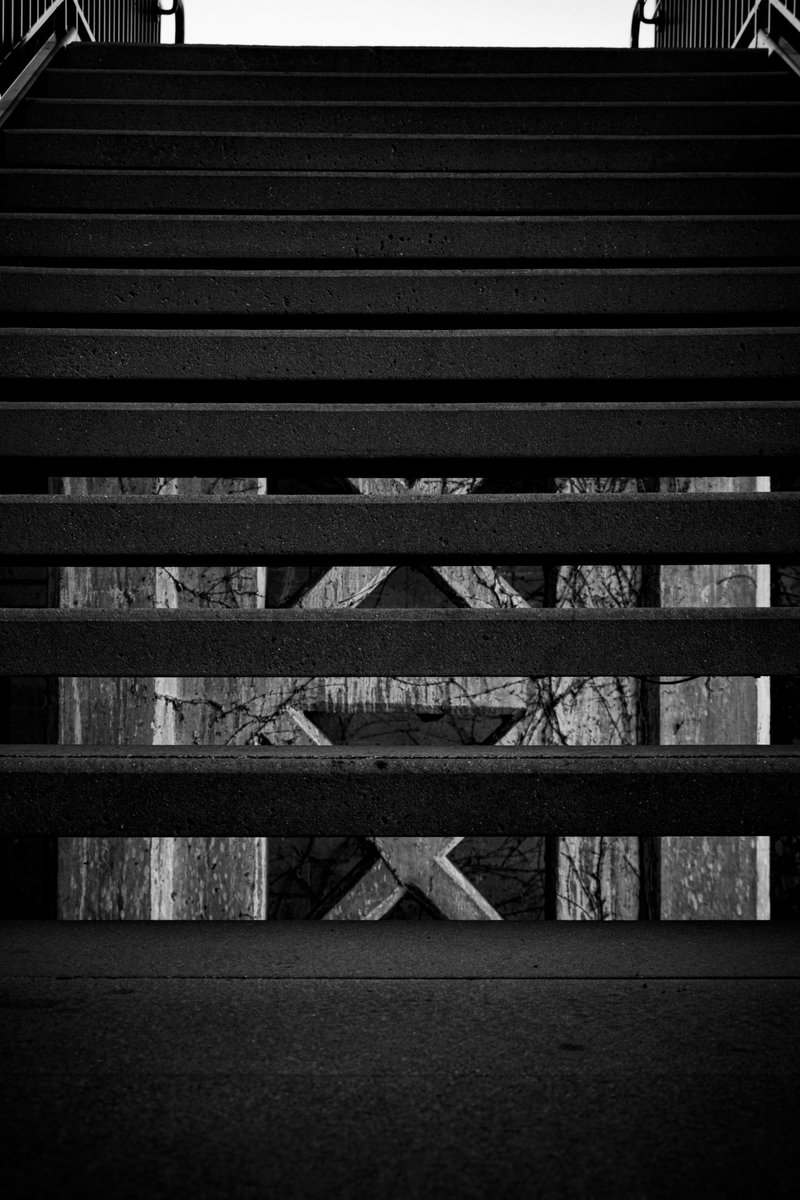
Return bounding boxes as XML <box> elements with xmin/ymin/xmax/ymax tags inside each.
<box><xmin>631</xmin><ymin>0</ymin><xmax>664</xmax><ymax>48</ymax></box>
<box><xmin>157</xmin><ymin>0</ymin><xmax>185</xmax><ymax>44</ymax></box>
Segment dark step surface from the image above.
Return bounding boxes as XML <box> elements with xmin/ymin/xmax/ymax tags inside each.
<box><xmin>5</xmin><ymin>493</ymin><xmax>795</xmax><ymax>566</ymax></box>
<box><xmin>3</xmin><ymin>214</ymin><xmax>796</xmax><ymax>260</ymax></box>
<box><xmin>4</xmin><ymin>920</ymin><xmax>799</xmax><ymax>979</ymax></box>
<box><xmin>3</xmin><ymin>745</ymin><xmax>798</xmax><ymax>836</ymax></box>
<box><xmin>35</xmin><ymin>67</ymin><xmax>800</xmax><ymax>102</ymax></box>
<box><xmin>3</xmin><ymin>327</ymin><xmax>799</xmax><ymax>379</ymax></box>
<box><xmin>2</xmin><ymin>923</ymin><xmax>798</xmax><ymax>1200</ymax></box>
<box><xmin>4</xmin><ymin>170</ymin><xmax>797</xmax><ymax>214</ymax></box>
<box><xmin>51</xmin><ymin>43</ymin><xmax>784</xmax><ymax>72</ymax></box>
<box><xmin>6</xmin><ymin>129</ymin><xmax>798</xmax><ymax>170</ymax></box>
<box><xmin>2</xmin><ymin>45</ymin><xmax>797</xmax><ymax>409</ymax></box>
<box><xmin>3</xmin><ymin>401</ymin><xmax>794</xmax><ymax>477</ymax></box>
<box><xmin>4</xmin><ymin>266</ymin><xmax>796</xmax><ymax>316</ymax></box>
<box><xmin>4</xmin><ymin>607</ymin><xmax>794</xmax><ymax>677</ymax></box>
<box><xmin>14</xmin><ymin>98</ymin><xmax>800</xmax><ymax>134</ymax></box>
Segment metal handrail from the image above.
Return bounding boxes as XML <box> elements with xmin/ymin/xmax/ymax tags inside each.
<box><xmin>632</xmin><ymin>0</ymin><xmax>800</xmax><ymax>67</ymax></box>
<box><xmin>1</xmin><ymin>0</ymin><xmax>181</xmax><ymax>97</ymax></box>
<box><xmin>733</xmin><ymin>0</ymin><xmax>800</xmax><ymax>74</ymax></box>
<box><xmin>158</xmin><ymin>0</ymin><xmax>184</xmax><ymax>44</ymax></box>
<box><xmin>631</xmin><ymin>0</ymin><xmax>664</xmax><ymax>48</ymax></box>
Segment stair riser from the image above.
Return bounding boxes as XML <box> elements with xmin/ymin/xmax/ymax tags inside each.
<box><xmin>16</xmin><ymin>100</ymin><xmax>800</xmax><ymax>135</ymax></box>
<box><xmin>3</xmin><ymin>268</ymin><xmax>798</xmax><ymax>316</ymax></box>
<box><xmin>5</xmin><ymin>132</ymin><xmax>798</xmax><ymax>171</ymax></box>
<box><xmin>3</xmin><ymin>329</ymin><xmax>799</xmax><ymax>379</ymax></box>
<box><xmin>54</xmin><ymin>45</ymin><xmax>782</xmax><ymax>72</ymax></box>
<box><xmin>36</xmin><ymin>70</ymin><xmax>800</xmax><ymax>103</ymax></box>
<box><xmin>3</xmin><ymin>171</ymin><xmax>797</xmax><ymax>215</ymax></box>
<box><xmin>2</xmin><ymin>216</ymin><xmax>796</xmax><ymax>260</ymax></box>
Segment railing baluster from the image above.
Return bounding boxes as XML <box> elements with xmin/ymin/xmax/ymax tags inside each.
<box><xmin>652</xmin><ymin>0</ymin><xmax>800</xmax><ymax>52</ymax></box>
<box><xmin>1</xmin><ymin>0</ymin><xmax>167</xmax><ymax>90</ymax></box>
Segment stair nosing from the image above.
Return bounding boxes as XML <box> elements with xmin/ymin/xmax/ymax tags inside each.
<box><xmin>5</xmin><ymin>169</ymin><xmax>799</xmax><ymax>179</ymax></box>
<box><xmin>23</xmin><ymin>98</ymin><xmax>800</xmax><ymax>108</ymax></box>
<box><xmin>9</xmin><ymin>130</ymin><xmax>800</xmax><ymax>140</ymax></box>
<box><xmin>4</xmin><ymin>265</ymin><xmax>798</xmax><ymax>276</ymax></box>
<box><xmin>44</xmin><ymin>68</ymin><xmax>791</xmax><ymax>79</ymax></box>
<box><xmin>5</xmin><ymin>213</ymin><xmax>797</xmax><ymax>222</ymax></box>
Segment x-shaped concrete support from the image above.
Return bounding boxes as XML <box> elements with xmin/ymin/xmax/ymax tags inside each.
<box><xmin>281</xmin><ymin>476</ymin><xmax>525</xmax><ymax>920</ymax></box>
<box><xmin>322</xmin><ymin>837</ymin><xmax>502</xmax><ymax>921</ymax></box>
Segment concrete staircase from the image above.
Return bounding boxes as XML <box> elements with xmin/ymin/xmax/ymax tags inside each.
<box><xmin>1</xmin><ymin>42</ymin><xmax>799</xmax><ymax>380</ymax></box>
<box><xmin>2</xmin><ymin>42</ymin><xmax>800</xmax><ymax>1199</ymax></box>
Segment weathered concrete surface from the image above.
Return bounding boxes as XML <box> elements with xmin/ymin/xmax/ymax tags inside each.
<box><xmin>8</xmin><ymin>129</ymin><xmax>798</xmax><ymax>170</ymax></box>
<box><xmin>58</xmin><ymin>477</ymin><xmax>268</xmax><ymax>922</ymax></box>
<box><xmin>1</xmin><ymin>924</ymin><xmax>798</xmax><ymax>1200</ymax></box>
<box><xmin>147</xmin><ymin>475</ymin><xmax>268</xmax><ymax>922</ymax></box>
<box><xmin>550</xmin><ymin>478</ymin><xmax>642</xmax><ymax>921</ymax></box>
<box><xmin>4</xmin><ymin>328</ymin><xmax>800</xmax><ymax>380</ymax></box>
<box><xmin>57</xmin><ymin>476</ymin><xmax>156</xmax><ymax>921</ymax></box>
<box><xmin>1</xmin><ymin>402</ymin><xmax>795</xmax><ymax>479</ymax></box>
<box><xmin>3</xmin><ymin>745</ymin><xmax>800</xmax><ymax>837</ymax></box>
<box><xmin>4</xmin><ymin>493</ymin><xmax>796</xmax><ymax>567</ymax></box>
<box><xmin>7</xmin><ymin>608</ymin><xmax>797</xmax><ymax>678</ymax></box>
<box><xmin>660</xmin><ymin>476</ymin><xmax>770</xmax><ymax>920</ymax></box>
<box><xmin>4</xmin><ymin>920</ymin><xmax>797</xmax><ymax>978</ymax></box>
<box><xmin>39</xmin><ymin>67</ymin><xmax>799</xmax><ymax>102</ymax></box>
<box><xmin>5</xmin><ymin>263</ymin><xmax>799</xmax><ymax>309</ymax></box>
<box><xmin>3</xmin><ymin>212</ymin><xmax>798</xmax><ymax>255</ymax></box>
<box><xmin>17</xmin><ymin>98</ymin><xmax>800</xmax><ymax>135</ymax></box>
<box><xmin>53</xmin><ymin>44</ymin><xmax>784</xmax><ymax>71</ymax></box>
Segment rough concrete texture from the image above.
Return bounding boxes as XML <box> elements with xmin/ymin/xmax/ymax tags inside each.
<box><xmin>1</xmin><ymin>924</ymin><xmax>798</xmax><ymax>1199</ymax></box>
<box><xmin>3</xmin><ymin>212</ymin><xmax>798</xmax><ymax>257</ymax></box>
<box><xmin>16</xmin><ymin>98</ymin><xmax>800</xmax><ymax>135</ymax></box>
<box><xmin>2</xmin><ymin>492</ymin><xmax>796</xmax><ymax>566</ymax></box>
<box><xmin>53</xmin><ymin>44</ymin><xmax>787</xmax><ymax>71</ymax></box>
<box><xmin>1</xmin><ymin>608</ymin><xmax>798</xmax><ymax>678</ymax></box>
<box><xmin>7</xmin><ymin>129</ymin><xmax>800</xmax><ymax>170</ymax></box>
<box><xmin>3</xmin><ymin>327</ymin><xmax>800</xmax><ymax>379</ymax></box>
<box><xmin>4</xmin><ymin>171</ymin><xmax>799</xmax><ymax>214</ymax></box>
<box><xmin>1</xmin><ymin>402</ymin><xmax>795</xmax><ymax>478</ymax></box>
<box><xmin>3</xmin><ymin>264</ymin><xmax>800</xmax><ymax>308</ymax></box>
<box><xmin>37</xmin><ymin>67</ymin><xmax>800</xmax><ymax>102</ymax></box>
<box><xmin>3</xmin><ymin>744</ymin><xmax>799</xmax><ymax>837</ymax></box>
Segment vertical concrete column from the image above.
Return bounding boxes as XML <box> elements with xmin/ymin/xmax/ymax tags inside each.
<box><xmin>58</xmin><ymin>476</ymin><xmax>157</xmax><ymax>920</ymax></box>
<box><xmin>58</xmin><ymin>476</ymin><xmax>268</xmax><ymax>921</ymax></box>
<box><xmin>550</xmin><ymin>477</ymin><xmax>643</xmax><ymax>921</ymax></box>
<box><xmin>659</xmin><ymin>476</ymin><xmax>770</xmax><ymax>920</ymax></box>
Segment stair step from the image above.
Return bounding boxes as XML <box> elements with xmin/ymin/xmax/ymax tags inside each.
<box><xmin>15</xmin><ymin>99</ymin><xmax>800</xmax><ymax>135</ymax></box>
<box><xmin>2</xmin><ymin>214</ymin><xmax>795</xmax><ymax>260</ymax></box>
<box><xmin>3</xmin><ymin>327</ymin><xmax>798</xmax><ymax>379</ymax></box>
<box><xmin>53</xmin><ymin>45</ymin><xmax>781</xmax><ymax>73</ymax></box>
<box><xmin>5</xmin><ymin>130</ymin><xmax>797</xmax><ymax>171</ymax></box>
<box><xmin>3</xmin><ymin>43</ymin><xmax>795</xmax><ymax>398</ymax></box>
<box><xmin>36</xmin><ymin>68</ymin><xmax>800</xmax><ymax>103</ymax></box>
<box><xmin>3</xmin><ymin>170</ymin><xmax>796</xmax><ymax>215</ymax></box>
<box><xmin>3</xmin><ymin>266</ymin><xmax>797</xmax><ymax>316</ymax></box>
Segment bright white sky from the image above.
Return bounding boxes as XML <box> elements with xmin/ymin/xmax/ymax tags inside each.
<box><xmin>162</xmin><ymin>1</ymin><xmax>655</xmax><ymax>48</ymax></box>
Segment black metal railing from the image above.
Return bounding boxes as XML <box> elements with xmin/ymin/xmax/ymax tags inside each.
<box><xmin>632</xmin><ymin>0</ymin><xmax>800</xmax><ymax>50</ymax></box>
<box><xmin>631</xmin><ymin>1</ymin><xmax>664</xmax><ymax>48</ymax></box>
<box><xmin>654</xmin><ymin>0</ymin><xmax>753</xmax><ymax>46</ymax></box>
<box><xmin>69</xmin><ymin>0</ymin><xmax>159</xmax><ymax>42</ymax></box>
<box><xmin>157</xmin><ymin>0</ymin><xmax>183</xmax><ymax>44</ymax></box>
<box><xmin>1</xmin><ymin>0</ymin><xmax>182</xmax><ymax>96</ymax></box>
